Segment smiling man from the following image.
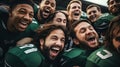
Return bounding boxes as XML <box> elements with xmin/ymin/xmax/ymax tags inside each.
<box><xmin>59</xmin><ymin>20</ymin><xmax>100</xmax><ymax>67</ymax></box>
<box><xmin>85</xmin><ymin>15</ymin><xmax>120</xmax><ymax>67</ymax></box>
<box><xmin>67</xmin><ymin>0</ymin><xmax>82</xmax><ymax>24</ymax></box>
<box><xmin>36</xmin><ymin>0</ymin><xmax>56</xmax><ymax>23</ymax></box>
<box><xmin>86</xmin><ymin>4</ymin><xmax>102</xmax><ymax>22</ymax></box>
<box><xmin>0</xmin><ymin>0</ymin><xmax>34</xmax><ymax>66</ymax></box>
<box><xmin>107</xmin><ymin>0</ymin><xmax>120</xmax><ymax>16</ymax></box>
<box><xmin>37</xmin><ymin>24</ymin><xmax>67</xmax><ymax>61</ymax></box>
<box><xmin>5</xmin><ymin>24</ymin><xmax>68</xmax><ymax>67</ymax></box>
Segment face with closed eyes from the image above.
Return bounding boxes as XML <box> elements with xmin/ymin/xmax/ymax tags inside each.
<box><xmin>74</xmin><ymin>21</ymin><xmax>99</xmax><ymax>48</ymax></box>
<box><xmin>40</xmin><ymin>29</ymin><xmax>65</xmax><ymax>60</ymax></box>
<box><xmin>52</xmin><ymin>12</ymin><xmax>67</xmax><ymax>26</ymax></box>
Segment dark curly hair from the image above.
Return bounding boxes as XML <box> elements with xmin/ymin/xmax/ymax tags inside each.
<box><xmin>33</xmin><ymin>23</ymin><xmax>68</xmax><ymax>48</ymax></box>
<box><xmin>105</xmin><ymin>15</ymin><xmax>120</xmax><ymax>49</ymax></box>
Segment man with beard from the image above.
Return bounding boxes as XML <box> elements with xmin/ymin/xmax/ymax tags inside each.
<box><xmin>5</xmin><ymin>24</ymin><xmax>68</xmax><ymax>67</ymax></box>
<box><xmin>92</xmin><ymin>0</ymin><xmax>120</xmax><ymax>37</ymax></box>
<box><xmin>86</xmin><ymin>4</ymin><xmax>110</xmax><ymax>44</ymax></box>
<box><xmin>107</xmin><ymin>0</ymin><xmax>120</xmax><ymax>16</ymax></box>
<box><xmin>27</xmin><ymin>0</ymin><xmax>56</xmax><ymax>31</ymax></box>
<box><xmin>85</xmin><ymin>15</ymin><xmax>120</xmax><ymax>67</ymax></box>
<box><xmin>59</xmin><ymin>20</ymin><xmax>100</xmax><ymax>67</ymax></box>
<box><xmin>0</xmin><ymin>0</ymin><xmax>34</xmax><ymax>66</ymax></box>
<box><xmin>37</xmin><ymin>0</ymin><xmax>56</xmax><ymax>23</ymax></box>
<box><xmin>86</xmin><ymin>3</ymin><xmax>114</xmax><ymax>44</ymax></box>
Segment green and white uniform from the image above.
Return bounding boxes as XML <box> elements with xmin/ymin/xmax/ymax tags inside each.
<box><xmin>86</xmin><ymin>47</ymin><xmax>120</xmax><ymax>67</ymax></box>
<box><xmin>93</xmin><ymin>13</ymin><xmax>115</xmax><ymax>35</ymax></box>
<box><xmin>5</xmin><ymin>44</ymin><xmax>45</xmax><ymax>67</ymax></box>
<box><xmin>26</xmin><ymin>18</ymin><xmax>40</xmax><ymax>32</ymax></box>
<box><xmin>59</xmin><ymin>47</ymin><xmax>95</xmax><ymax>67</ymax></box>
<box><xmin>0</xmin><ymin>6</ymin><xmax>35</xmax><ymax>66</ymax></box>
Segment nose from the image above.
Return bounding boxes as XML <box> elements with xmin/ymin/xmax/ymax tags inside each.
<box><xmin>46</xmin><ymin>6</ymin><xmax>50</xmax><ymax>10</ymax></box>
<box><xmin>76</xmin><ymin>7</ymin><xmax>79</xmax><ymax>10</ymax></box>
<box><xmin>90</xmin><ymin>12</ymin><xmax>95</xmax><ymax>16</ymax></box>
<box><xmin>61</xmin><ymin>22</ymin><xmax>66</xmax><ymax>26</ymax></box>
<box><xmin>86</xmin><ymin>28</ymin><xmax>92</xmax><ymax>35</ymax></box>
<box><xmin>56</xmin><ymin>40</ymin><xmax>62</xmax><ymax>46</ymax></box>
<box><xmin>114</xmin><ymin>1</ymin><xmax>117</xmax><ymax>5</ymax></box>
<box><xmin>23</xmin><ymin>14</ymin><xmax>30</xmax><ymax>20</ymax></box>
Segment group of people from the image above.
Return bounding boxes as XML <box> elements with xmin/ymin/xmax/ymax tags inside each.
<box><xmin>0</xmin><ymin>0</ymin><xmax>120</xmax><ymax>67</ymax></box>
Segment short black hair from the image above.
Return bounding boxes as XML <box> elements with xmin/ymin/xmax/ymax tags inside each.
<box><xmin>8</xmin><ymin>0</ymin><xmax>34</xmax><ymax>12</ymax></box>
<box><xmin>107</xmin><ymin>0</ymin><xmax>120</xmax><ymax>5</ymax></box>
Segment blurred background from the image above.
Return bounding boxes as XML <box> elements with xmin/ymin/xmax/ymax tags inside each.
<box><xmin>0</xmin><ymin>0</ymin><xmax>108</xmax><ymax>13</ymax></box>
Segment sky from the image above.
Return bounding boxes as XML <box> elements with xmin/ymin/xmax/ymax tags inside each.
<box><xmin>85</xmin><ymin>0</ymin><xmax>108</xmax><ymax>7</ymax></box>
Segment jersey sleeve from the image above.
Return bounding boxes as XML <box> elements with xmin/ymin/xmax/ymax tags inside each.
<box><xmin>60</xmin><ymin>48</ymin><xmax>86</xmax><ymax>67</ymax></box>
<box><xmin>85</xmin><ymin>47</ymin><xmax>115</xmax><ymax>67</ymax></box>
<box><xmin>5</xmin><ymin>44</ymin><xmax>43</xmax><ymax>67</ymax></box>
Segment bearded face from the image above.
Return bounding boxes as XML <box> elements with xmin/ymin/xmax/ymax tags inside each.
<box><xmin>74</xmin><ymin>22</ymin><xmax>99</xmax><ymax>48</ymax></box>
<box><xmin>40</xmin><ymin>29</ymin><xmax>65</xmax><ymax>60</ymax></box>
<box><xmin>108</xmin><ymin>0</ymin><xmax>120</xmax><ymax>16</ymax></box>
<box><xmin>39</xmin><ymin>0</ymin><xmax>56</xmax><ymax>19</ymax></box>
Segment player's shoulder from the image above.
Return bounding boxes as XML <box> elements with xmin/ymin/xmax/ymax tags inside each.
<box><xmin>6</xmin><ymin>44</ymin><xmax>44</xmax><ymax>67</ymax></box>
<box><xmin>99</xmin><ymin>13</ymin><xmax>115</xmax><ymax>20</ymax></box>
<box><xmin>63</xmin><ymin>48</ymin><xmax>85</xmax><ymax>58</ymax></box>
<box><xmin>8</xmin><ymin>44</ymin><xmax>39</xmax><ymax>55</ymax></box>
<box><xmin>87</xmin><ymin>46</ymin><xmax>120</xmax><ymax>67</ymax></box>
<box><xmin>88</xmin><ymin>47</ymin><xmax>113</xmax><ymax>63</ymax></box>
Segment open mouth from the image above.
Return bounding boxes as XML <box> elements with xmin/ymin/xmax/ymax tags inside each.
<box><xmin>87</xmin><ymin>36</ymin><xmax>95</xmax><ymax>42</ymax></box>
<box><xmin>18</xmin><ymin>21</ymin><xmax>29</xmax><ymax>31</ymax></box>
<box><xmin>51</xmin><ymin>47</ymin><xmax>60</xmax><ymax>53</ymax></box>
<box><xmin>42</xmin><ymin>8</ymin><xmax>51</xmax><ymax>18</ymax></box>
<box><xmin>73</xmin><ymin>12</ymin><xmax>80</xmax><ymax>16</ymax></box>
<box><xmin>44</xmin><ymin>8</ymin><xmax>50</xmax><ymax>13</ymax></box>
<box><xmin>50</xmin><ymin>46</ymin><xmax>61</xmax><ymax>59</ymax></box>
<box><xmin>86</xmin><ymin>35</ymin><xmax>97</xmax><ymax>46</ymax></box>
<box><xmin>90</xmin><ymin>15</ymin><xmax>96</xmax><ymax>20</ymax></box>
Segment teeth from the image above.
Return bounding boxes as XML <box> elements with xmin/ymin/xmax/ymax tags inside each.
<box><xmin>43</xmin><ymin>11</ymin><xmax>50</xmax><ymax>15</ymax></box>
<box><xmin>90</xmin><ymin>15</ymin><xmax>96</xmax><ymax>19</ymax></box>
<box><xmin>73</xmin><ymin>12</ymin><xmax>80</xmax><ymax>16</ymax></box>
<box><xmin>21</xmin><ymin>21</ymin><xmax>27</xmax><ymax>25</ymax></box>
<box><xmin>44</xmin><ymin>9</ymin><xmax>50</xmax><ymax>13</ymax></box>
<box><xmin>46</xmin><ymin>9</ymin><xmax>50</xmax><ymax>12</ymax></box>
<box><xmin>52</xmin><ymin>47</ymin><xmax>60</xmax><ymax>51</ymax></box>
<box><xmin>87</xmin><ymin>35</ymin><xmax>95</xmax><ymax>41</ymax></box>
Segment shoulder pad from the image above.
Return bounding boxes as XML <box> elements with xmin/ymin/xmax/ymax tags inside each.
<box><xmin>63</xmin><ymin>48</ymin><xmax>85</xmax><ymax>58</ymax></box>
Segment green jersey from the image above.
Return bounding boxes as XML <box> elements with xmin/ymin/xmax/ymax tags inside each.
<box><xmin>26</xmin><ymin>18</ymin><xmax>40</xmax><ymax>32</ymax></box>
<box><xmin>5</xmin><ymin>44</ymin><xmax>44</xmax><ymax>67</ymax></box>
<box><xmin>59</xmin><ymin>48</ymin><xmax>94</xmax><ymax>67</ymax></box>
<box><xmin>86</xmin><ymin>47</ymin><xmax>120</xmax><ymax>67</ymax></box>
<box><xmin>0</xmin><ymin>6</ymin><xmax>35</xmax><ymax>66</ymax></box>
<box><xmin>93</xmin><ymin>13</ymin><xmax>115</xmax><ymax>35</ymax></box>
